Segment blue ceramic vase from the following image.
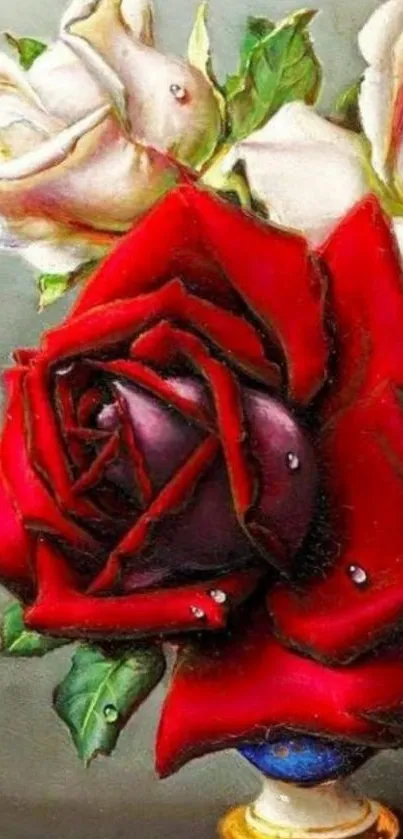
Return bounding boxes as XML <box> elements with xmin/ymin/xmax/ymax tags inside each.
<box><xmin>238</xmin><ymin>736</ymin><xmax>373</xmax><ymax>786</ymax></box>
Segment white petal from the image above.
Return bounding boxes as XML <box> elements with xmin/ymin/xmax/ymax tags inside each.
<box><xmin>28</xmin><ymin>42</ymin><xmax>105</xmax><ymax>122</ymax></box>
<box><xmin>234</xmin><ymin>102</ymin><xmax>368</xmax><ymax>245</ymax></box>
<box><xmin>358</xmin><ymin>0</ymin><xmax>403</xmax><ymax>66</ymax></box>
<box><xmin>60</xmin><ymin>0</ymin><xmax>145</xmax><ymax>128</ymax></box>
<box><xmin>0</xmin><ymin>212</ymin><xmax>110</xmax><ymax>273</ymax></box>
<box><xmin>359</xmin><ymin>0</ymin><xmax>403</xmax><ymax>183</ymax></box>
<box><xmin>0</xmin><ymin>215</ymin><xmax>23</xmax><ymax>249</ymax></box>
<box><xmin>0</xmin><ymin>54</ymin><xmax>66</xmax><ymax>162</ymax></box>
<box><xmin>0</xmin><ymin>92</ymin><xmax>57</xmax><ymax>135</ymax></box>
<box><xmin>0</xmin><ymin>51</ymin><xmax>66</xmax><ymax>163</ymax></box>
<box><xmin>61</xmin><ymin>0</ymin><xmax>220</xmax><ymax>165</ymax></box>
<box><xmin>60</xmin><ymin>0</ymin><xmax>97</xmax><ymax>30</ymax></box>
<box><xmin>61</xmin><ymin>0</ymin><xmax>154</xmax><ymax>42</ymax></box>
<box><xmin>19</xmin><ymin>239</ymin><xmax>104</xmax><ymax>273</ymax></box>
<box><xmin>392</xmin><ymin>217</ymin><xmax>403</xmax><ymax>256</ymax></box>
<box><xmin>0</xmin><ymin>52</ymin><xmax>46</xmax><ymax>112</ymax></box>
<box><xmin>44</xmin><ymin>127</ymin><xmax>178</xmax><ymax>230</ymax></box>
<box><xmin>358</xmin><ymin>67</ymin><xmax>392</xmax><ymax>182</ymax></box>
<box><xmin>121</xmin><ymin>0</ymin><xmax>154</xmax><ymax>45</ymax></box>
<box><xmin>0</xmin><ymin>104</ymin><xmax>110</xmax><ymax>179</ymax></box>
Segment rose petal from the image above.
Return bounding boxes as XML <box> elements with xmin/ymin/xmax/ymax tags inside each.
<box><xmin>121</xmin><ymin>0</ymin><xmax>154</xmax><ymax>44</ymax></box>
<box><xmin>128</xmin><ymin>322</ymin><xmax>308</xmax><ymax>571</ymax></box>
<box><xmin>0</xmin><ymin>52</ymin><xmax>49</xmax><ymax>114</ymax></box>
<box><xmin>230</xmin><ymin>102</ymin><xmax>368</xmax><ymax>245</ymax></box>
<box><xmin>156</xmin><ymin>608</ymin><xmax>403</xmax><ymax>778</ymax></box>
<box><xmin>0</xmin><ymin>113</ymin><xmax>177</xmax><ymax>235</ymax></box>
<box><xmin>61</xmin><ymin>0</ymin><xmax>221</xmax><ymax>165</ymax></box>
<box><xmin>28</xmin><ymin>41</ymin><xmax>105</xmax><ymax>122</ymax></box>
<box><xmin>97</xmin><ymin>436</ymin><xmax>220</xmax><ymax>580</ymax></box>
<box><xmin>71</xmin><ymin>187</ymin><xmax>235</xmax><ymax>317</ymax></box>
<box><xmin>71</xmin><ymin>185</ymin><xmax>328</xmax><ymax>403</ymax></box>
<box><xmin>1</xmin><ymin>368</ymin><xmax>96</xmax><ymax>551</ymax></box>
<box><xmin>60</xmin><ymin>0</ymin><xmax>155</xmax><ymax>44</ymax></box>
<box><xmin>19</xmin><ymin>238</ymin><xmax>105</xmax><ymax>274</ymax></box>
<box><xmin>72</xmin><ymin>432</ymin><xmax>120</xmax><ymax>494</ymax></box>
<box><xmin>0</xmin><ymin>466</ymin><xmax>32</xmax><ymax>588</ymax></box>
<box><xmin>91</xmin><ymin>358</ymin><xmax>212</xmax><ymax>430</ymax></box>
<box><xmin>114</xmin><ymin>389</ymin><xmax>153</xmax><ymax>505</ymax></box>
<box><xmin>24</xmin><ymin>360</ymin><xmax>98</xmax><ymax>520</ymax></box>
<box><xmin>25</xmin><ymin>538</ymin><xmax>263</xmax><ymax>637</ymax></box>
<box><xmin>269</xmin><ymin>195</ymin><xmax>403</xmax><ymax>663</ymax></box>
<box><xmin>131</xmin><ymin>291</ymin><xmax>280</xmax><ymax>386</ymax></box>
<box><xmin>45</xmin><ymin>277</ymin><xmax>278</xmax><ymax>387</ymax></box>
<box><xmin>0</xmin><ymin>105</ymin><xmax>109</xmax><ymax>180</ymax></box>
<box><xmin>133</xmin><ymin>324</ymin><xmax>255</xmax><ymax>516</ymax></box>
<box><xmin>393</xmin><ymin>217</ymin><xmax>403</xmax><ymax>254</ymax></box>
<box><xmin>0</xmin><ymin>212</ymin><xmax>114</xmax><ymax>274</ymax></box>
<box><xmin>358</xmin><ymin>0</ymin><xmax>403</xmax><ymax>181</ymax></box>
<box><xmin>186</xmin><ymin>187</ymin><xmax>328</xmax><ymax>403</ymax></box>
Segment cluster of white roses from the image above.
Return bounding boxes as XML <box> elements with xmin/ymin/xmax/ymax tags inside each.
<box><xmin>1</xmin><ymin>0</ymin><xmax>403</xmax><ymax>281</ymax></box>
<box><xmin>0</xmin><ymin>0</ymin><xmax>221</xmax><ymax>275</ymax></box>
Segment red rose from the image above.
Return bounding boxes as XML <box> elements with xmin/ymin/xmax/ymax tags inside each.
<box><xmin>2</xmin><ymin>184</ymin><xmax>403</xmax><ymax>777</ymax></box>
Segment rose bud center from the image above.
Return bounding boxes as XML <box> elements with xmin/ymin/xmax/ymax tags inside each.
<box><xmin>97</xmin><ymin>378</ymin><xmax>317</xmax><ymax>591</ymax></box>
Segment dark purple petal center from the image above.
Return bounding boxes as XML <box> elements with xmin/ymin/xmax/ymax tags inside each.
<box><xmin>97</xmin><ymin>378</ymin><xmax>317</xmax><ymax>590</ymax></box>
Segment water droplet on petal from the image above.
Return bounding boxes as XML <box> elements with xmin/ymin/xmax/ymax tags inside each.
<box><xmin>286</xmin><ymin>451</ymin><xmax>300</xmax><ymax>471</ymax></box>
<box><xmin>209</xmin><ymin>589</ymin><xmax>227</xmax><ymax>605</ymax></box>
<box><xmin>348</xmin><ymin>565</ymin><xmax>368</xmax><ymax>587</ymax></box>
<box><xmin>103</xmin><ymin>704</ymin><xmax>119</xmax><ymax>723</ymax></box>
<box><xmin>170</xmin><ymin>83</ymin><xmax>187</xmax><ymax>101</ymax></box>
<box><xmin>56</xmin><ymin>363</ymin><xmax>74</xmax><ymax>376</ymax></box>
<box><xmin>190</xmin><ymin>606</ymin><xmax>205</xmax><ymax>619</ymax></box>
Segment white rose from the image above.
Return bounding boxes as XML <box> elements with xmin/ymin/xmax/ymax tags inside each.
<box><xmin>0</xmin><ymin>0</ymin><xmax>222</xmax><ymax>274</ymax></box>
<box><xmin>227</xmin><ymin>0</ymin><xmax>403</xmax><ymax>249</ymax></box>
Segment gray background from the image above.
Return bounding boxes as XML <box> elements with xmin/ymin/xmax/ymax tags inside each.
<box><xmin>0</xmin><ymin>1</ymin><xmax>398</xmax><ymax>837</ymax></box>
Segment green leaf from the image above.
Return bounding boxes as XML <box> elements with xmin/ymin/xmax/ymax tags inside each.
<box><xmin>334</xmin><ymin>79</ymin><xmax>362</xmax><ymax>132</ymax></box>
<box><xmin>4</xmin><ymin>33</ymin><xmax>47</xmax><ymax>70</ymax></box>
<box><xmin>54</xmin><ymin>644</ymin><xmax>166</xmax><ymax>765</ymax></box>
<box><xmin>1</xmin><ymin>601</ymin><xmax>69</xmax><ymax>657</ymax></box>
<box><xmin>226</xmin><ymin>9</ymin><xmax>322</xmax><ymax>141</ymax></box>
<box><xmin>38</xmin><ymin>273</ymin><xmax>70</xmax><ymax>310</ymax></box>
<box><xmin>225</xmin><ymin>17</ymin><xmax>275</xmax><ymax>98</ymax></box>
<box><xmin>187</xmin><ymin>1</ymin><xmax>211</xmax><ymax>78</ymax></box>
<box><xmin>187</xmin><ymin>2</ymin><xmax>226</xmax><ymax>136</ymax></box>
<box><xmin>38</xmin><ymin>260</ymin><xmax>100</xmax><ymax>309</ymax></box>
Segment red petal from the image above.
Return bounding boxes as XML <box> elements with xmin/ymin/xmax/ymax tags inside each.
<box><xmin>90</xmin><ymin>359</ymin><xmax>212</xmax><ymax>430</ymax></box>
<box><xmin>12</xmin><ymin>348</ymin><xmax>37</xmax><ymax>365</ymax></box>
<box><xmin>54</xmin><ymin>372</ymin><xmax>93</xmax><ymax>471</ymax></box>
<box><xmin>43</xmin><ymin>278</ymin><xmax>278</xmax><ymax>387</ymax></box>
<box><xmin>24</xmin><ymin>361</ymin><xmax>98</xmax><ymax>519</ymax></box>
<box><xmin>71</xmin><ymin>187</ymin><xmax>237</xmax><ymax>317</ymax></box>
<box><xmin>114</xmin><ymin>389</ymin><xmax>153</xmax><ymax>506</ymax></box>
<box><xmin>72</xmin><ymin>432</ymin><xmax>120</xmax><ymax>494</ymax></box>
<box><xmin>187</xmin><ymin>187</ymin><xmax>327</xmax><ymax>403</ymax></box>
<box><xmin>269</xmin><ymin>196</ymin><xmax>403</xmax><ymax>663</ymax></box>
<box><xmin>133</xmin><ymin>323</ymin><xmax>287</xmax><ymax>564</ymax></box>
<box><xmin>1</xmin><ymin>368</ymin><xmax>96</xmax><ymax>552</ymax></box>
<box><xmin>25</xmin><ymin>539</ymin><xmax>263</xmax><ymax>637</ymax></box>
<box><xmin>90</xmin><ymin>436</ymin><xmax>220</xmax><ymax>589</ymax></box>
<box><xmin>69</xmin><ymin>186</ymin><xmax>327</xmax><ymax>402</ymax></box>
<box><xmin>130</xmin><ymin>291</ymin><xmax>279</xmax><ymax>387</ymax></box>
<box><xmin>0</xmin><ymin>466</ymin><xmax>32</xmax><ymax>587</ymax></box>
<box><xmin>156</xmin><ymin>608</ymin><xmax>403</xmax><ymax>778</ymax></box>
<box><xmin>129</xmin><ymin>324</ymin><xmax>254</xmax><ymax>515</ymax></box>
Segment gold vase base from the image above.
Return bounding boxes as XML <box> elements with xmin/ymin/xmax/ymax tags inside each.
<box><xmin>218</xmin><ymin>804</ymin><xmax>400</xmax><ymax>839</ymax></box>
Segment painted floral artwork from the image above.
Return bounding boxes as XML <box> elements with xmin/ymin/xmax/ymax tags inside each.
<box><xmin>3</xmin><ymin>0</ymin><xmax>403</xmax><ymax>831</ymax></box>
